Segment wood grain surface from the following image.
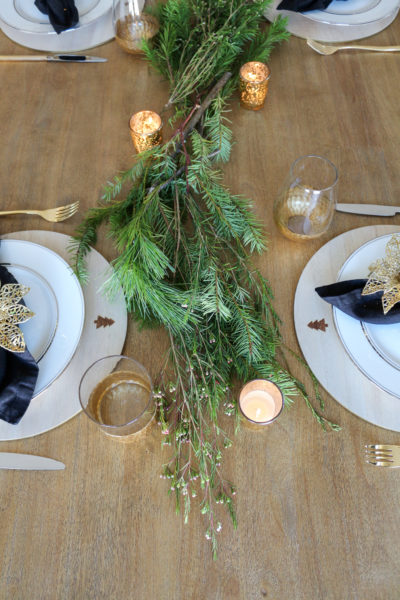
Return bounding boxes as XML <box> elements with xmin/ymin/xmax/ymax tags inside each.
<box><xmin>1</xmin><ymin>17</ymin><xmax>400</xmax><ymax>600</ymax></box>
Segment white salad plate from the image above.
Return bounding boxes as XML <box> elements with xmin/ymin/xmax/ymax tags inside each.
<box><xmin>294</xmin><ymin>225</ymin><xmax>400</xmax><ymax>432</ymax></box>
<box><xmin>0</xmin><ymin>230</ymin><xmax>127</xmax><ymax>441</ymax></box>
<box><xmin>265</xmin><ymin>0</ymin><xmax>400</xmax><ymax>42</ymax></box>
<box><xmin>0</xmin><ymin>239</ymin><xmax>85</xmax><ymax>397</ymax></box>
<box><xmin>0</xmin><ymin>0</ymin><xmax>114</xmax><ymax>52</ymax></box>
<box><xmin>334</xmin><ymin>234</ymin><xmax>400</xmax><ymax>399</ymax></box>
<box><xmin>305</xmin><ymin>0</ymin><xmax>399</xmax><ymax>25</ymax></box>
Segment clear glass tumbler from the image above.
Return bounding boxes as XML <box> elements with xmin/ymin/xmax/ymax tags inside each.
<box><xmin>79</xmin><ymin>355</ymin><xmax>154</xmax><ymax>440</ymax></box>
<box><xmin>273</xmin><ymin>155</ymin><xmax>338</xmax><ymax>241</ymax></box>
<box><xmin>112</xmin><ymin>0</ymin><xmax>159</xmax><ymax>54</ymax></box>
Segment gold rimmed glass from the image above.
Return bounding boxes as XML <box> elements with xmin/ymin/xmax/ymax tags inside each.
<box><xmin>79</xmin><ymin>355</ymin><xmax>154</xmax><ymax>441</ymax></box>
<box><xmin>274</xmin><ymin>154</ymin><xmax>338</xmax><ymax>241</ymax></box>
<box><xmin>113</xmin><ymin>0</ymin><xmax>159</xmax><ymax>54</ymax></box>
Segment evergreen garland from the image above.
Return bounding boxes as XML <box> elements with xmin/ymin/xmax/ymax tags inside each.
<box><xmin>71</xmin><ymin>0</ymin><xmax>339</xmax><ymax>557</ymax></box>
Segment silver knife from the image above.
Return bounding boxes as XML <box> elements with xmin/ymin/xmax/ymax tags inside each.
<box><xmin>0</xmin><ymin>54</ymin><xmax>107</xmax><ymax>63</ymax></box>
<box><xmin>336</xmin><ymin>203</ymin><xmax>400</xmax><ymax>217</ymax></box>
<box><xmin>0</xmin><ymin>453</ymin><xmax>65</xmax><ymax>471</ymax></box>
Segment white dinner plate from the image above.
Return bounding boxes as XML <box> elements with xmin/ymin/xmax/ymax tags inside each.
<box><xmin>0</xmin><ymin>0</ymin><xmax>113</xmax><ymax>52</ymax></box>
<box><xmin>0</xmin><ymin>239</ymin><xmax>84</xmax><ymax>397</ymax></box>
<box><xmin>12</xmin><ymin>0</ymin><xmax>100</xmax><ymax>30</ymax></box>
<box><xmin>0</xmin><ymin>230</ymin><xmax>127</xmax><ymax>441</ymax></box>
<box><xmin>334</xmin><ymin>234</ymin><xmax>400</xmax><ymax>399</ymax></box>
<box><xmin>0</xmin><ymin>0</ymin><xmax>108</xmax><ymax>33</ymax></box>
<box><xmin>265</xmin><ymin>0</ymin><xmax>400</xmax><ymax>42</ymax></box>
<box><xmin>305</xmin><ymin>0</ymin><xmax>399</xmax><ymax>25</ymax></box>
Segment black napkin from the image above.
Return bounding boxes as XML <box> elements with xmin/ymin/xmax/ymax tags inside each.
<box><xmin>277</xmin><ymin>0</ymin><xmax>335</xmax><ymax>12</ymax></box>
<box><xmin>35</xmin><ymin>0</ymin><xmax>79</xmax><ymax>34</ymax></box>
<box><xmin>0</xmin><ymin>266</ymin><xmax>39</xmax><ymax>425</ymax></box>
<box><xmin>316</xmin><ymin>279</ymin><xmax>400</xmax><ymax>325</ymax></box>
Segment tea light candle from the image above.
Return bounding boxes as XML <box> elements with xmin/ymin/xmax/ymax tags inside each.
<box><xmin>239</xmin><ymin>61</ymin><xmax>270</xmax><ymax>111</ymax></box>
<box><xmin>239</xmin><ymin>379</ymin><xmax>283</xmax><ymax>427</ymax></box>
<box><xmin>129</xmin><ymin>110</ymin><xmax>163</xmax><ymax>153</ymax></box>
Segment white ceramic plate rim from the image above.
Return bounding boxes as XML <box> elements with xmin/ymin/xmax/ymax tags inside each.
<box><xmin>0</xmin><ymin>239</ymin><xmax>85</xmax><ymax>397</ymax></box>
<box><xmin>0</xmin><ymin>9</ymin><xmax>114</xmax><ymax>52</ymax></box>
<box><xmin>13</xmin><ymin>0</ymin><xmax>99</xmax><ymax>24</ymax></box>
<box><xmin>305</xmin><ymin>0</ymin><xmax>400</xmax><ymax>26</ymax></box>
<box><xmin>333</xmin><ymin>234</ymin><xmax>400</xmax><ymax>399</ymax></box>
<box><xmin>264</xmin><ymin>0</ymin><xmax>399</xmax><ymax>42</ymax></box>
<box><xmin>323</xmin><ymin>0</ymin><xmax>380</xmax><ymax>15</ymax></box>
<box><xmin>0</xmin><ymin>0</ymin><xmax>111</xmax><ymax>35</ymax></box>
<box><xmin>324</xmin><ymin>0</ymin><xmax>380</xmax><ymax>15</ymax></box>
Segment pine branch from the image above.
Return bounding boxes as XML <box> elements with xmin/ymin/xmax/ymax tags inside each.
<box><xmin>71</xmin><ymin>0</ymin><xmax>338</xmax><ymax>558</ymax></box>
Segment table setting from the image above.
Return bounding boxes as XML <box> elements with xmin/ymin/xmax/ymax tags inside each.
<box><xmin>1</xmin><ymin>0</ymin><xmax>400</xmax><ymax>597</ymax></box>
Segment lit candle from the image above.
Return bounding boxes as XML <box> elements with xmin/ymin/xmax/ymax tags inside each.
<box><xmin>129</xmin><ymin>110</ymin><xmax>163</xmax><ymax>153</ymax></box>
<box><xmin>239</xmin><ymin>379</ymin><xmax>283</xmax><ymax>428</ymax></box>
<box><xmin>239</xmin><ymin>61</ymin><xmax>270</xmax><ymax>111</ymax></box>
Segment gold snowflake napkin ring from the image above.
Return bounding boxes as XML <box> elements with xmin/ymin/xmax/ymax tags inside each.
<box><xmin>362</xmin><ymin>234</ymin><xmax>400</xmax><ymax>314</ymax></box>
<box><xmin>0</xmin><ymin>282</ymin><xmax>34</xmax><ymax>353</ymax></box>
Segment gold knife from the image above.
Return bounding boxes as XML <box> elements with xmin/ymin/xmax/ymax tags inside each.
<box><xmin>336</xmin><ymin>203</ymin><xmax>400</xmax><ymax>217</ymax></box>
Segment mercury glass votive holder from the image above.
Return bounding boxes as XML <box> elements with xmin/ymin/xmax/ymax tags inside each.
<box><xmin>129</xmin><ymin>110</ymin><xmax>163</xmax><ymax>153</ymax></box>
<box><xmin>239</xmin><ymin>61</ymin><xmax>271</xmax><ymax>110</ymax></box>
<box><xmin>239</xmin><ymin>379</ymin><xmax>284</xmax><ymax>430</ymax></box>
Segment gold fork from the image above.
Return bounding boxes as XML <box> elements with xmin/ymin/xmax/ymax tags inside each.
<box><xmin>365</xmin><ymin>445</ymin><xmax>400</xmax><ymax>468</ymax></box>
<box><xmin>0</xmin><ymin>201</ymin><xmax>79</xmax><ymax>223</ymax></box>
<box><xmin>307</xmin><ymin>39</ymin><xmax>400</xmax><ymax>56</ymax></box>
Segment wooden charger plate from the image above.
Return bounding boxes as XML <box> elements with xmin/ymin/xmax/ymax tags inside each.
<box><xmin>0</xmin><ymin>230</ymin><xmax>127</xmax><ymax>441</ymax></box>
<box><xmin>294</xmin><ymin>225</ymin><xmax>400</xmax><ymax>432</ymax></box>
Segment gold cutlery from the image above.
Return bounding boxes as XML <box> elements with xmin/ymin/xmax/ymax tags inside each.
<box><xmin>0</xmin><ymin>201</ymin><xmax>79</xmax><ymax>223</ymax></box>
<box><xmin>365</xmin><ymin>444</ymin><xmax>400</xmax><ymax>467</ymax></box>
<box><xmin>307</xmin><ymin>39</ymin><xmax>400</xmax><ymax>56</ymax></box>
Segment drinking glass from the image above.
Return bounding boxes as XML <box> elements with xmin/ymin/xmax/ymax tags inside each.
<box><xmin>273</xmin><ymin>155</ymin><xmax>338</xmax><ymax>241</ymax></box>
<box><xmin>112</xmin><ymin>0</ymin><xmax>159</xmax><ymax>54</ymax></box>
<box><xmin>79</xmin><ymin>355</ymin><xmax>154</xmax><ymax>440</ymax></box>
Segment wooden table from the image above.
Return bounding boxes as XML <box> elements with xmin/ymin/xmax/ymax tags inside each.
<box><xmin>1</xmin><ymin>16</ymin><xmax>400</xmax><ymax>600</ymax></box>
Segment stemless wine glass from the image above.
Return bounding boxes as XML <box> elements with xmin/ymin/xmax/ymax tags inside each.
<box><xmin>79</xmin><ymin>355</ymin><xmax>155</xmax><ymax>441</ymax></box>
<box><xmin>273</xmin><ymin>155</ymin><xmax>338</xmax><ymax>241</ymax></box>
<box><xmin>112</xmin><ymin>0</ymin><xmax>159</xmax><ymax>54</ymax></box>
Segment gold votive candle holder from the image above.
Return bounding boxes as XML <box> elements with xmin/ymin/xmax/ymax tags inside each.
<box><xmin>239</xmin><ymin>61</ymin><xmax>271</xmax><ymax>111</ymax></box>
<box><xmin>239</xmin><ymin>379</ymin><xmax>284</xmax><ymax>430</ymax></box>
<box><xmin>129</xmin><ymin>110</ymin><xmax>163</xmax><ymax>153</ymax></box>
